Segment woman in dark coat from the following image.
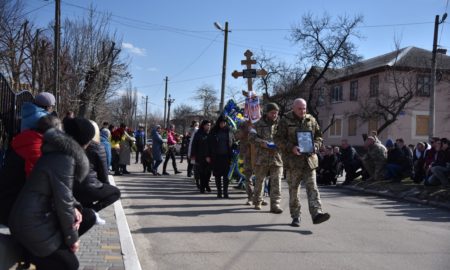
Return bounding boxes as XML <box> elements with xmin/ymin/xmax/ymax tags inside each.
<box><xmin>208</xmin><ymin>116</ymin><xmax>234</xmax><ymax>198</ymax></box>
<box><xmin>9</xmin><ymin>121</ymin><xmax>94</xmax><ymax>270</ymax></box>
<box><xmin>70</xmin><ymin>121</ymin><xmax>121</xmax><ymax>216</ymax></box>
<box><xmin>152</xmin><ymin>125</ymin><xmax>164</xmax><ymax>175</ymax></box>
<box><xmin>191</xmin><ymin>120</ymin><xmax>212</xmax><ymax>193</ymax></box>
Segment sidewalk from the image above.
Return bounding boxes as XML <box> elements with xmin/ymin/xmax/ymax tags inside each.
<box><xmin>77</xmin><ymin>175</ymin><xmax>141</xmax><ymax>270</ymax></box>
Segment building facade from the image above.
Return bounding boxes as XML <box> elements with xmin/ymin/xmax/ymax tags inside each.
<box><xmin>297</xmin><ymin>47</ymin><xmax>450</xmax><ymax>147</ymax></box>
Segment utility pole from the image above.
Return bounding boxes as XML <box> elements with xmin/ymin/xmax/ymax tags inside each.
<box><xmin>54</xmin><ymin>0</ymin><xmax>60</xmax><ymax>111</ymax></box>
<box><xmin>163</xmin><ymin>76</ymin><xmax>169</xmax><ymax>128</ymax></box>
<box><xmin>166</xmin><ymin>94</ymin><xmax>175</xmax><ymax>128</ymax></box>
<box><xmin>144</xmin><ymin>95</ymin><xmax>148</xmax><ymax>141</ymax></box>
<box><xmin>429</xmin><ymin>13</ymin><xmax>447</xmax><ymax>139</ymax></box>
<box><xmin>214</xmin><ymin>21</ymin><xmax>230</xmax><ymax>112</ymax></box>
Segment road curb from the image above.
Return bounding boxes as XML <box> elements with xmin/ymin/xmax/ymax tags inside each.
<box><xmin>109</xmin><ymin>176</ymin><xmax>142</xmax><ymax>270</ymax></box>
<box><xmin>337</xmin><ymin>185</ymin><xmax>450</xmax><ymax>211</ymax></box>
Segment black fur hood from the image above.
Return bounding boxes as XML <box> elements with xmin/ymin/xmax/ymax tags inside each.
<box><xmin>41</xmin><ymin>128</ymin><xmax>89</xmax><ymax>183</ymax></box>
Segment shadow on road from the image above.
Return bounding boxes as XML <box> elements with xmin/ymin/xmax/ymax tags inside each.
<box><xmin>132</xmin><ymin>223</ymin><xmax>313</xmax><ymax>235</ymax></box>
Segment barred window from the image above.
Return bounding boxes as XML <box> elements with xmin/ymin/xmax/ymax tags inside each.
<box><xmin>369</xmin><ymin>75</ymin><xmax>379</xmax><ymax>97</ymax></box>
<box><xmin>350</xmin><ymin>80</ymin><xmax>358</xmax><ymax>101</ymax></box>
<box><xmin>417</xmin><ymin>75</ymin><xmax>431</xmax><ymax>97</ymax></box>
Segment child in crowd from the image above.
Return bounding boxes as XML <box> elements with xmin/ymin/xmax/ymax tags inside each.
<box><xmin>142</xmin><ymin>143</ymin><xmax>153</xmax><ymax>173</ymax></box>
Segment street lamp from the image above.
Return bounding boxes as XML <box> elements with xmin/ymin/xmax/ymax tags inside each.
<box><xmin>214</xmin><ymin>21</ymin><xmax>230</xmax><ymax>112</ymax></box>
<box><xmin>166</xmin><ymin>94</ymin><xmax>175</xmax><ymax>128</ymax></box>
<box><xmin>429</xmin><ymin>13</ymin><xmax>447</xmax><ymax>139</ymax></box>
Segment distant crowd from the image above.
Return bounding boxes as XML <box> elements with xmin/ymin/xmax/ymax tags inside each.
<box><xmin>314</xmin><ymin>133</ymin><xmax>450</xmax><ymax>188</ymax></box>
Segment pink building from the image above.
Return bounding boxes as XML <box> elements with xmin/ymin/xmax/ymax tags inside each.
<box><xmin>290</xmin><ymin>47</ymin><xmax>450</xmax><ymax>147</ymax></box>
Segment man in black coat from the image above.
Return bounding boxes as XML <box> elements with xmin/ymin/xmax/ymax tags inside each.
<box><xmin>340</xmin><ymin>139</ymin><xmax>362</xmax><ymax>185</ymax></box>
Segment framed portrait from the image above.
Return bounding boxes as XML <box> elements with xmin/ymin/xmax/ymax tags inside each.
<box><xmin>296</xmin><ymin>131</ymin><xmax>314</xmax><ymax>154</ymax></box>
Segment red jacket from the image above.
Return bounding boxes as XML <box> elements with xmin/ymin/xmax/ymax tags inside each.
<box><xmin>12</xmin><ymin>130</ymin><xmax>44</xmax><ymax>177</ymax></box>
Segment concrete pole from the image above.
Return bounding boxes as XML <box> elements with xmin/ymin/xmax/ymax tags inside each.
<box><xmin>429</xmin><ymin>15</ymin><xmax>439</xmax><ymax>139</ymax></box>
<box><xmin>219</xmin><ymin>22</ymin><xmax>229</xmax><ymax>112</ymax></box>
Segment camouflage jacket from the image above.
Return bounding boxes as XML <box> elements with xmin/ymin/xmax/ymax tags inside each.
<box><xmin>364</xmin><ymin>142</ymin><xmax>387</xmax><ymax>163</ymax></box>
<box><xmin>234</xmin><ymin>122</ymin><xmax>251</xmax><ymax>159</ymax></box>
<box><xmin>248</xmin><ymin>116</ymin><xmax>283</xmax><ymax>167</ymax></box>
<box><xmin>274</xmin><ymin>111</ymin><xmax>323</xmax><ymax>170</ymax></box>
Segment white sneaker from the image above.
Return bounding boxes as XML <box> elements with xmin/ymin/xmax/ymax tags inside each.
<box><xmin>95</xmin><ymin>212</ymin><xmax>106</xmax><ymax>225</ymax></box>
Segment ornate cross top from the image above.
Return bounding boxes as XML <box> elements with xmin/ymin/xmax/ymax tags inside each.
<box><xmin>232</xmin><ymin>50</ymin><xmax>267</xmax><ymax>92</ymax></box>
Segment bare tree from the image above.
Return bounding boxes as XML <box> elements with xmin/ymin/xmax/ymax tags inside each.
<box><xmin>172</xmin><ymin>104</ymin><xmax>198</xmax><ymax>134</ymax></box>
<box><xmin>254</xmin><ymin>51</ymin><xmax>306</xmax><ymax>115</ymax></box>
<box><xmin>61</xmin><ymin>8</ymin><xmax>129</xmax><ymax>119</ymax></box>
<box><xmin>290</xmin><ymin>13</ymin><xmax>364</xmax><ymax>120</ymax></box>
<box><xmin>0</xmin><ymin>0</ymin><xmax>32</xmax><ymax>91</ymax></box>
<box><xmin>195</xmin><ymin>84</ymin><xmax>218</xmax><ymax>118</ymax></box>
<box><xmin>109</xmin><ymin>83</ymin><xmax>137</xmax><ymax>127</ymax></box>
<box><xmin>356</xmin><ymin>44</ymin><xmax>433</xmax><ymax>134</ymax></box>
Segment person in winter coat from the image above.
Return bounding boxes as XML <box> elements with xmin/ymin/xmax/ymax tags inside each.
<box><xmin>100</xmin><ymin>128</ymin><xmax>112</xmax><ymax>170</ymax></box>
<box><xmin>142</xmin><ymin>143</ymin><xmax>153</xmax><ymax>173</ymax></box>
<box><xmin>207</xmin><ymin>116</ymin><xmax>234</xmax><ymax>198</ymax></box>
<box><xmin>0</xmin><ymin>115</ymin><xmax>61</xmax><ymax>225</ymax></box>
<box><xmin>191</xmin><ymin>120</ymin><xmax>212</xmax><ymax>193</ymax></box>
<box><xmin>68</xmin><ymin>120</ymin><xmax>121</xmax><ymax>222</ymax></box>
<box><xmin>134</xmin><ymin>125</ymin><xmax>146</xmax><ymax>164</ymax></box>
<box><xmin>187</xmin><ymin>120</ymin><xmax>199</xmax><ymax>179</ymax></box>
<box><xmin>317</xmin><ymin>146</ymin><xmax>339</xmax><ymax>185</ymax></box>
<box><xmin>8</xmin><ymin>121</ymin><xmax>94</xmax><ymax>270</ymax></box>
<box><xmin>20</xmin><ymin>92</ymin><xmax>56</xmax><ymax>132</ymax></box>
<box><xmin>152</xmin><ymin>125</ymin><xmax>164</xmax><ymax>175</ymax></box>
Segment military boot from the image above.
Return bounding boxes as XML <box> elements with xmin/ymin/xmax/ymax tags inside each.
<box><xmin>313</xmin><ymin>212</ymin><xmax>330</xmax><ymax>224</ymax></box>
<box><xmin>270</xmin><ymin>205</ymin><xmax>283</xmax><ymax>214</ymax></box>
<box><xmin>290</xmin><ymin>217</ymin><xmax>300</xmax><ymax>227</ymax></box>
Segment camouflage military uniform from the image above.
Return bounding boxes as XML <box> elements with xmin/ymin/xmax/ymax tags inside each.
<box><xmin>249</xmin><ymin>116</ymin><xmax>283</xmax><ymax>211</ymax></box>
<box><xmin>362</xmin><ymin>142</ymin><xmax>387</xmax><ymax>181</ymax></box>
<box><xmin>274</xmin><ymin>111</ymin><xmax>324</xmax><ymax>219</ymax></box>
<box><xmin>235</xmin><ymin>122</ymin><xmax>254</xmax><ymax>201</ymax></box>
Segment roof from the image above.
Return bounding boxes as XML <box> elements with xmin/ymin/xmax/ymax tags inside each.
<box><xmin>328</xmin><ymin>46</ymin><xmax>450</xmax><ymax>82</ymax></box>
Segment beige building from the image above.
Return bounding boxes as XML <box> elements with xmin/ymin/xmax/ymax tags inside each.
<box><xmin>286</xmin><ymin>47</ymin><xmax>450</xmax><ymax>147</ymax></box>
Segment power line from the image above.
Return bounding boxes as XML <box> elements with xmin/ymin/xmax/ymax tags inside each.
<box><xmin>136</xmin><ymin>74</ymin><xmax>221</xmax><ymax>89</ymax></box>
<box><xmin>171</xmin><ymin>33</ymin><xmax>221</xmax><ymax>79</ymax></box>
<box><xmin>439</xmin><ymin>0</ymin><xmax>449</xmax><ymax>45</ymax></box>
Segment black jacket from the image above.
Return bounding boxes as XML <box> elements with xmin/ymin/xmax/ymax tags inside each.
<box><xmin>191</xmin><ymin>129</ymin><xmax>210</xmax><ymax>164</ymax></box>
<box><xmin>0</xmin><ymin>148</ymin><xmax>26</xmax><ymax>225</ymax></box>
<box><xmin>8</xmin><ymin>129</ymin><xmax>89</xmax><ymax>257</ymax></box>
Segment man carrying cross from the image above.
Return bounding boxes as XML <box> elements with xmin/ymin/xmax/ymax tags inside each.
<box><xmin>232</xmin><ymin>50</ymin><xmax>283</xmax><ymax>212</ymax></box>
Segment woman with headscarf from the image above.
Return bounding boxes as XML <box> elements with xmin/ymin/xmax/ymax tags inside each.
<box><xmin>152</xmin><ymin>125</ymin><xmax>164</xmax><ymax>175</ymax></box>
<box><xmin>207</xmin><ymin>116</ymin><xmax>234</xmax><ymax>198</ymax></box>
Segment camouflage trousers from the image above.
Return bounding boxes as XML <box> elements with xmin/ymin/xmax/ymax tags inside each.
<box><xmin>253</xmin><ymin>165</ymin><xmax>282</xmax><ymax>208</ymax></box>
<box><xmin>362</xmin><ymin>158</ymin><xmax>385</xmax><ymax>181</ymax></box>
<box><xmin>286</xmin><ymin>168</ymin><xmax>323</xmax><ymax>219</ymax></box>
<box><xmin>243</xmin><ymin>162</ymin><xmax>254</xmax><ymax>201</ymax></box>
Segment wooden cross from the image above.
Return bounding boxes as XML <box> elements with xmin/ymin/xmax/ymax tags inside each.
<box><xmin>232</xmin><ymin>50</ymin><xmax>267</xmax><ymax>92</ymax></box>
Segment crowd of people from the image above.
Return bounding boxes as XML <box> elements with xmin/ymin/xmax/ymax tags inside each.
<box><xmin>1</xmin><ymin>91</ymin><xmax>448</xmax><ymax>269</ymax></box>
<box><xmin>313</xmin><ymin>134</ymin><xmax>450</xmax><ymax>188</ymax></box>
<box><xmin>0</xmin><ymin>92</ymin><xmax>121</xmax><ymax>269</ymax></box>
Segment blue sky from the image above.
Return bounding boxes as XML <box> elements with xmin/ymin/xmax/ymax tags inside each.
<box><xmin>26</xmin><ymin>0</ymin><xmax>450</xmax><ymax>115</ymax></box>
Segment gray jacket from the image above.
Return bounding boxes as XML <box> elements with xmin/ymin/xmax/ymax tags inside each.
<box><xmin>9</xmin><ymin>129</ymin><xmax>89</xmax><ymax>257</ymax></box>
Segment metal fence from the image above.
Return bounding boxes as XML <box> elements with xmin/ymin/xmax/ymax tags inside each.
<box><xmin>0</xmin><ymin>74</ymin><xmax>34</xmax><ymax>167</ymax></box>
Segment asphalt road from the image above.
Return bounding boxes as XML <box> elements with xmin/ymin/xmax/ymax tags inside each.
<box><xmin>116</xmin><ymin>161</ymin><xmax>450</xmax><ymax>270</ymax></box>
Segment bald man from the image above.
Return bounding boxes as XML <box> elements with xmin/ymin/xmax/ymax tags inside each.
<box><xmin>274</xmin><ymin>98</ymin><xmax>330</xmax><ymax>227</ymax></box>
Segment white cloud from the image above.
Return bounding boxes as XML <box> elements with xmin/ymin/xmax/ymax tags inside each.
<box><xmin>147</xmin><ymin>67</ymin><xmax>158</xmax><ymax>72</ymax></box>
<box><xmin>122</xmin><ymin>42</ymin><xmax>147</xmax><ymax>56</ymax></box>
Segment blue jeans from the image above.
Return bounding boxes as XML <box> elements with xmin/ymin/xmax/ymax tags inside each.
<box><xmin>385</xmin><ymin>163</ymin><xmax>401</xmax><ymax>179</ymax></box>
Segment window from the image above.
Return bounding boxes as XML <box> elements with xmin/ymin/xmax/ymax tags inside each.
<box><xmin>350</xmin><ymin>80</ymin><xmax>358</xmax><ymax>101</ymax></box>
<box><xmin>348</xmin><ymin>116</ymin><xmax>357</xmax><ymax>136</ymax></box>
<box><xmin>417</xmin><ymin>75</ymin><xmax>431</xmax><ymax>96</ymax></box>
<box><xmin>415</xmin><ymin>115</ymin><xmax>429</xmax><ymax>136</ymax></box>
<box><xmin>329</xmin><ymin>118</ymin><xmax>342</xmax><ymax>137</ymax></box>
<box><xmin>317</xmin><ymin>87</ymin><xmax>325</xmax><ymax>106</ymax></box>
<box><xmin>368</xmin><ymin>118</ymin><xmax>378</xmax><ymax>134</ymax></box>
<box><xmin>331</xmin><ymin>85</ymin><xmax>343</xmax><ymax>103</ymax></box>
<box><xmin>369</xmin><ymin>75</ymin><xmax>379</xmax><ymax>97</ymax></box>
